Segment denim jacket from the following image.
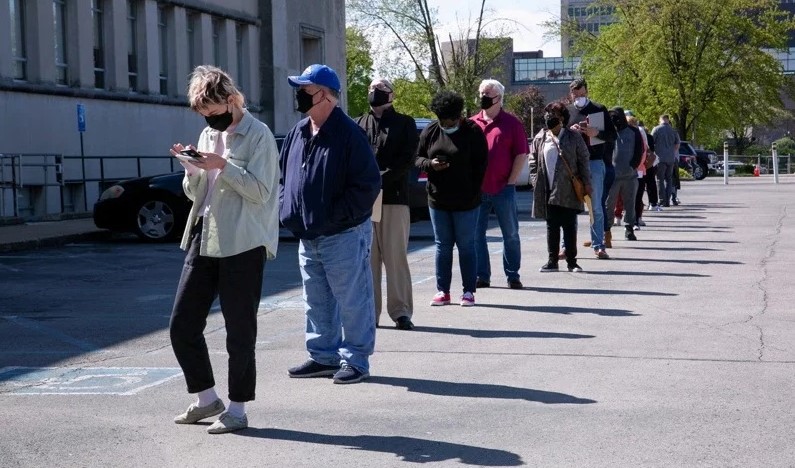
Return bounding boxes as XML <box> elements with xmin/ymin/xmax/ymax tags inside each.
<box><xmin>180</xmin><ymin>110</ymin><xmax>280</xmax><ymax>259</ymax></box>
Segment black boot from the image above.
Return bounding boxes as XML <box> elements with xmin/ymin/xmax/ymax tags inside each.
<box><xmin>625</xmin><ymin>226</ymin><xmax>637</xmax><ymax>241</ymax></box>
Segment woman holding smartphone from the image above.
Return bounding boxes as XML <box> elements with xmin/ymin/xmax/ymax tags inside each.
<box><xmin>168</xmin><ymin>65</ymin><xmax>280</xmax><ymax>434</ymax></box>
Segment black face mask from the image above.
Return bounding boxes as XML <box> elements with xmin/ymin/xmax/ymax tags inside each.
<box><xmin>544</xmin><ymin>113</ymin><xmax>560</xmax><ymax>130</ymax></box>
<box><xmin>204</xmin><ymin>107</ymin><xmax>233</xmax><ymax>131</ymax></box>
<box><xmin>296</xmin><ymin>89</ymin><xmax>321</xmax><ymax>114</ymax></box>
<box><xmin>368</xmin><ymin>89</ymin><xmax>390</xmax><ymax>107</ymax></box>
<box><xmin>480</xmin><ymin>95</ymin><xmax>497</xmax><ymax>110</ymax></box>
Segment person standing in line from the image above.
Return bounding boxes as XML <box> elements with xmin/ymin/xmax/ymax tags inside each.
<box><xmin>604</xmin><ymin>108</ymin><xmax>644</xmax><ymax>242</ymax></box>
<box><xmin>471</xmin><ymin>79</ymin><xmax>529</xmax><ymax>290</ymax></box>
<box><xmin>355</xmin><ymin>78</ymin><xmax>418</xmax><ymax>330</ymax></box>
<box><xmin>280</xmin><ymin>64</ymin><xmax>381</xmax><ymax>384</ymax></box>
<box><xmin>651</xmin><ymin>114</ymin><xmax>680</xmax><ymax>208</ymax></box>
<box><xmin>416</xmin><ymin>90</ymin><xmax>488</xmax><ymax>307</ymax></box>
<box><xmin>530</xmin><ymin>100</ymin><xmax>591</xmax><ymax>272</ymax></box>
<box><xmin>169</xmin><ymin>65</ymin><xmax>281</xmax><ymax>434</ymax></box>
<box><xmin>642</xmin><ymin>128</ymin><xmax>660</xmax><ymax>210</ymax></box>
<box><xmin>567</xmin><ymin>79</ymin><xmax>616</xmax><ymax>260</ymax></box>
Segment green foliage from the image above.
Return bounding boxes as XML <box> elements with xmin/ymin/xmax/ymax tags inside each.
<box><xmin>562</xmin><ymin>0</ymin><xmax>795</xmax><ymax>146</ymax></box>
<box><xmin>504</xmin><ymin>85</ymin><xmax>546</xmax><ymax>138</ymax></box>
<box><xmin>391</xmin><ymin>79</ymin><xmax>435</xmax><ymax>118</ymax></box>
<box><xmin>345</xmin><ymin>27</ymin><xmax>374</xmax><ymax>118</ymax></box>
<box><xmin>773</xmin><ymin>136</ymin><xmax>795</xmax><ymax>155</ymax></box>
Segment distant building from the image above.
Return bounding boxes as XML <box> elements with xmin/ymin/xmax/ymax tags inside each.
<box><xmin>0</xmin><ymin>0</ymin><xmax>344</xmax><ymax>218</ymax></box>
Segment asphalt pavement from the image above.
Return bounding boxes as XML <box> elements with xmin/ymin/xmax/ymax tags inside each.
<box><xmin>1</xmin><ymin>176</ymin><xmax>794</xmax><ymax>467</ymax></box>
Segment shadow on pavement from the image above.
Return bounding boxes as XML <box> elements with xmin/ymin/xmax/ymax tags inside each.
<box><xmin>480</xmin><ymin>304</ymin><xmax>640</xmax><ymax>317</ymax></box>
<box><xmin>410</xmin><ymin>326</ymin><xmax>594</xmax><ymax>339</ymax></box>
<box><xmin>627</xmin><ymin>246</ymin><xmax>721</xmax><ymax>252</ymax></box>
<box><xmin>236</xmin><ymin>429</ymin><xmax>524</xmax><ymax>466</ymax></box>
<box><xmin>608</xmin><ymin>257</ymin><xmax>741</xmax><ymax>265</ymax></box>
<box><xmin>582</xmin><ymin>271</ymin><xmax>709</xmax><ymax>278</ymax></box>
<box><xmin>528</xmin><ymin>286</ymin><xmax>675</xmax><ymax>297</ymax></box>
<box><xmin>368</xmin><ymin>376</ymin><xmax>597</xmax><ymax>404</ymax></box>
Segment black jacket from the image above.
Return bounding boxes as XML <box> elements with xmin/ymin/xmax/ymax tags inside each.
<box><xmin>415</xmin><ymin>119</ymin><xmax>488</xmax><ymax>211</ymax></box>
<box><xmin>567</xmin><ymin>100</ymin><xmax>617</xmax><ymax>164</ymax></box>
<box><xmin>355</xmin><ymin>107</ymin><xmax>418</xmax><ymax>205</ymax></box>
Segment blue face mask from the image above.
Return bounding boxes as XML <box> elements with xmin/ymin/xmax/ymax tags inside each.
<box><xmin>442</xmin><ymin>125</ymin><xmax>459</xmax><ymax>135</ymax></box>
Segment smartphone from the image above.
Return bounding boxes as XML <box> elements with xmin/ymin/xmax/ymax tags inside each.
<box><xmin>579</xmin><ymin>120</ymin><xmax>588</xmax><ymax>128</ymax></box>
<box><xmin>436</xmin><ymin>155</ymin><xmax>449</xmax><ymax>163</ymax></box>
<box><xmin>179</xmin><ymin>148</ymin><xmax>202</xmax><ymax>160</ymax></box>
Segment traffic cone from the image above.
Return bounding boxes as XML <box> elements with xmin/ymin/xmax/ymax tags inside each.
<box><xmin>753</xmin><ymin>165</ymin><xmax>760</xmax><ymax>177</ymax></box>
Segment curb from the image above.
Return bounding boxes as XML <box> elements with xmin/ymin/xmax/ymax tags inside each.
<box><xmin>0</xmin><ymin>230</ymin><xmax>112</xmax><ymax>254</ymax></box>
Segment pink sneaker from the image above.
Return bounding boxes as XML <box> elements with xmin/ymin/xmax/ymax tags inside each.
<box><xmin>430</xmin><ymin>292</ymin><xmax>451</xmax><ymax>306</ymax></box>
<box><xmin>460</xmin><ymin>292</ymin><xmax>475</xmax><ymax>307</ymax></box>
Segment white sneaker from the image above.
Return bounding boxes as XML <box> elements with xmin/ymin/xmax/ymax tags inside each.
<box><xmin>637</xmin><ymin>218</ymin><xmax>646</xmax><ymax>226</ymax></box>
<box><xmin>614</xmin><ymin>216</ymin><xmax>622</xmax><ymax>225</ymax></box>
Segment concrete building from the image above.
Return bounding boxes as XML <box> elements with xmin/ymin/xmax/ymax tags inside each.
<box><xmin>0</xmin><ymin>0</ymin><xmax>344</xmax><ymax>218</ymax></box>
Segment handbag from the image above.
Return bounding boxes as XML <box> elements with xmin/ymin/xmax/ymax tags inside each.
<box><xmin>550</xmin><ymin>134</ymin><xmax>587</xmax><ymax>203</ymax></box>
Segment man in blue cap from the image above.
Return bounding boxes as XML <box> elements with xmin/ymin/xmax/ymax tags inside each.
<box><xmin>279</xmin><ymin>64</ymin><xmax>381</xmax><ymax>384</ymax></box>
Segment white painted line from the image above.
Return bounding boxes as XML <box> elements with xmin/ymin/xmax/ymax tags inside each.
<box><xmin>0</xmin><ymin>366</ymin><xmax>183</xmax><ymax>395</ymax></box>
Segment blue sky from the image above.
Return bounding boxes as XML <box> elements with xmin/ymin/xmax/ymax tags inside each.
<box><xmin>434</xmin><ymin>0</ymin><xmax>562</xmax><ymax>56</ymax></box>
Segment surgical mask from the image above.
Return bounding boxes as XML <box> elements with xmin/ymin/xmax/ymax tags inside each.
<box><xmin>573</xmin><ymin>96</ymin><xmax>589</xmax><ymax>108</ymax></box>
<box><xmin>296</xmin><ymin>89</ymin><xmax>321</xmax><ymax>113</ymax></box>
<box><xmin>480</xmin><ymin>95</ymin><xmax>498</xmax><ymax>109</ymax></box>
<box><xmin>204</xmin><ymin>107</ymin><xmax>233</xmax><ymax>131</ymax></box>
<box><xmin>442</xmin><ymin>125</ymin><xmax>459</xmax><ymax>135</ymax></box>
<box><xmin>367</xmin><ymin>89</ymin><xmax>390</xmax><ymax>107</ymax></box>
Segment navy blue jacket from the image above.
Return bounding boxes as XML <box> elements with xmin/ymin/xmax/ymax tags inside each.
<box><xmin>279</xmin><ymin>106</ymin><xmax>381</xmax><ymax>240</ymax></box>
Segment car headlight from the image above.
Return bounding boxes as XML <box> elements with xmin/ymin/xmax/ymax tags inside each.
<box><xmin>99</xmin><ymin>185</ymin><xmax>125</xmax><ymax>200</ymax></box>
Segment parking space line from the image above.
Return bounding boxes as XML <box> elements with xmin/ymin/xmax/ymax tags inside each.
<box><xmin>3</xmin><ymin>316</ymin><xmax>101</xmax><ymax>353</ymax></box>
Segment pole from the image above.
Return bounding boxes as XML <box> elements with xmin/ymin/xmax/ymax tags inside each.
<box><xmin>80</xmin><ymin>133</ymin><xmax>87</xmax><ymax>211</ymax></box>
<box><xmin>723</xmin><ymin>141</ymin><xmax>729</xmax><ymax>185</ymax></box>
<box><xmin>530</xmin><ymin>107</ymin><xmax>534</xmax><ymax>138</ymax></box>
<box><xmin>772</xmin><ymin>142</ymin><xmax>779</xmax><ymax>184</ymax></box>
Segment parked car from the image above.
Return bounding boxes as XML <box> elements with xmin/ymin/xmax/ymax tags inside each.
<box><xmin>94</xmin><ymin>136</ymin><xmax>284</xmax><ymax>242</ymax></box>
<box><xmin>678</xmin><ymin>141</ymin><xmax>710</xmax><ymax>180</ymax></box>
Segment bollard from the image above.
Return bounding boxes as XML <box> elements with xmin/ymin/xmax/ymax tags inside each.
<box><xmin>723</xmin><ymin>141</ymin><xmax>729</xmax><ymax>185</ymax></box>
<box><xmin>772</xmin><ymin>142</ymin><xmax>779</xmax><ymax>184</ymax></box>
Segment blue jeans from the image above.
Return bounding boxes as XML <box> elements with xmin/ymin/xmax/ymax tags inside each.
<box><xmin>429</xmin><ymin>206</ymin><xmax>478</xmax><ymax>294</ymax></box>
<box><xmin>476</xmin><ymin>185</ymin><xmax>521</xmax><ymax>283</ymax></box>
<box><xmin>298</xmin><ymin>221</ymin><xmax>375</xmax><ymax>373</ymax></box>
<box><xmin>588</xmin><ymin>160</ymin><xmax>606</xmax><ymax>250</ymax></box>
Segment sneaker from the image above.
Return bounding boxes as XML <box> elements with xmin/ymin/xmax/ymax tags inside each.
<box><xmin>475</xmin><ymin>278</ymin><xmax>490</xmax><ymax>288</ymax></box>
<box><xmin>637</xmin><ymin>218</ymin><xmax>646</xmax><ymax>226</ymax></box>
<box><xmin>568</xmin><ymin>264</ymin><xmax>584</xmax><ymax>272</ymax></box>
<box><xmin>558</xmin><ymin>249</ymin><xmax>567</xmax><ymax>260</ymax></box>
<box><xmin>288</xmin><ymin>359</ymin><xmax>340</xmax><ymax>378</ymax></box>
<box><xmin>460</xmin><ymin>292</ymin><xmax>475</xmax><ymax>307</ymax></box>
<box><xmin>614</xmin><ymin>216</ymin><xmax>622</xmax><ymax>226</ymax></box>
<box><xmin>633</xmin><ymin>224</ymin><xmax>641</xmax><ymax>231</ymax></box>
<box><xmin>539</xmin><ymin>262</ymin><xmax>559</xmax><ymax>272</ymax></box>
<box><xmin>672</xmin><ymin>198</ymin><xmax>680</xmax><ymax>206</ymax></box>
<box><xmin>333</xmin><ymin>364</ymin><xmax>370</xmax><ymax>384</ymax></box>
<box><xmin>582</xmin><ymin>240</ymin><xmax>592</xmax><ymax>247</ymax></box>
<box><xmin>395</xmin><ymin>316</ymin><xmax>414</xmax><ymax>330</ymax></box>
<box><xmin>594</xmin><ymin>249</ymin><xmax>610</xmax><ymax>259</ymax></box>
<box><xmin>508</xmin><ymin>280</ymin><xmax>523</xmax><ymax>289</ymax></box>
<box><xmin>430</xmin><ymin>292</ymin><xmax>451</xmax><ymax>306</ymax></box>
<box><xmin>174</xmin><ymin>399</ymin><xmax>225</xmax><ymax>424</ymax></box>
<box><xmin>654</xmin><ymin>205</ymin><xmax>663</xmax><ymax>212</ymax></box>
<box><xmin>207</xmin><ymin>412</ymin><xmax>248</xmax><ymax>434</ymax></box>
<box><xmin>625</xmin><ymin>229</ymin><xmax>637</xmax><ymax>241</ymax></box>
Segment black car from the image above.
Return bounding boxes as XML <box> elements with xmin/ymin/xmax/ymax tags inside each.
<box><xmin>678</xmin><ymin>141</ymin><xmax>710</xmax><ymax>180</ymax></box>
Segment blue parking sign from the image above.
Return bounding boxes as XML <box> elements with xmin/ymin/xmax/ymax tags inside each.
<box><xmin>77</xmin><ymin>104</ymin><xmax>86</xmax><ymax>132</ymax></box>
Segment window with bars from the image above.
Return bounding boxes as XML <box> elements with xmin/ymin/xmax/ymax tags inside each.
<box><xmin>127</xmin><ymin>0</ymin><xmax>138</xmax><ymax>91</ymax></box>
<box><xmin>53</xmin><ymin>0</ymin><xmax>68</xmax><ymax>85</ymax></box>
<box><xmin>9</xmin><ymin>0</ymin><xmax>27</xmax><ymax>80</ymax></box>
<box><xmin>157</xmin><ymin>6</ymin><xmax>168</xmax><ymax>95</ymax></box>
<box><xmin>92</xmin><ymin>0</ymin><xmax>105</xmax><ymax>89</ymax></box>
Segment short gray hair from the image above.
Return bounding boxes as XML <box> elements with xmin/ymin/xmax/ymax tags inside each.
<box><xmin>479</xmin><ymin>79</ymin><xmax>505</xmax><ymax>97</ymax></box>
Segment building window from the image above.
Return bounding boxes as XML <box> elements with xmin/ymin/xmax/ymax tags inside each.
<box><xmin>212</xmin><ymin>18</ymin><xmax>222</xmax><ymax>66</ymax></box>
<box><xmin>127</xmin><ymin>0</ymin><xmax>138</xmax><ymax>91</ymax></box>
<box><xmin>53</xmin><ymin>0</ymin><xmax>68</xmax><ymax>85</ymax></box>
<box><xmin>157</xmin><ymin>6</ymin><xmax>168</xmax><ymax>95</ymax></box>
<box><xmin>186</xmin><ymin>12</ymin><xmax>198</xmax><ymax>71</ymax></box>
<box><xmin>9</xmin><ymin>0</ymin><xmax>27</xmax><ymax>80</ymax></box>
<box><xmin>300</xmin><ymin>25</ymin><xmax>324</xmax><ymax>68</ymax></box>
<box><xmin>92</xmin><ymin>0</ymin><xmax>105</xmax><ymax>89</ymax></box>
<box><xmin>235</xmin><ymin>23</ymin><xmax>245</xmax><ymax>88</ymax></box>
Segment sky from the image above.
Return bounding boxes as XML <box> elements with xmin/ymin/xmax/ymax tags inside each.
<box><xmin>432</xmin><ymin>0</ymin><xmax>562</xmax><ymax>57</ymax></box>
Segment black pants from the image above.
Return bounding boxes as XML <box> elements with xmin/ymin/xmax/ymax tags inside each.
<box><xmin>643</xmin><ymin>166</ymin><xmax>658</xmax><ymax>206</ymax></box>
<box><xmin>169</xmin><ymin>220</ymin><xmax>266</xmax><ymax>402</ymax></box>
<box><xmin>546</xmin><ymin>204</ymin><xmax>578</xmax><ymax>266</ymax></box>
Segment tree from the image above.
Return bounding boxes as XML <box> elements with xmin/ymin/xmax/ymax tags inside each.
<box><xmin>554</xmin><ymin>0</ymin><xmax>795</xmax><ymax>145</ymax></box>
<box><xmin>346</xmin><ymin>26</ymin><xmax>374</xmax><ymax>117</ymax></box>
<box><xmin>347</xmin><ymin>0</ymin><xmax>515</xmax><ymax>113</ymax></box>
<box><xmin>504</xmin><ymin>85</ymin><xmax>546</xmax><ymax>138</ymax></box>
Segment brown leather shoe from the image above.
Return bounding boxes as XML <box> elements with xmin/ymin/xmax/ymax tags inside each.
<box><xmin>582</xmin><ymin>240</ymin><xmax>592</xmax><ymax>247</ymax></box>
<box><xmin>595</xmin><ymin>249</ymin><xmax>610</xmax><ymax>259</ymax></box>
<box><xmin>604</xmin><ymin>231</ymin><xmax>612</xmax><ymax>248</ymax></box>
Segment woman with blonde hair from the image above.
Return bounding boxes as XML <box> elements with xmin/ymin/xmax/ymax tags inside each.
<box><xmin>168</xmin><ymin>65</ymin><xmax>280</xmax><ymax>434</ymax></box>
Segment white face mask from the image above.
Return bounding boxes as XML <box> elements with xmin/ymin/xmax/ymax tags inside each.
<box><xmin>574</xmin><ymin>96</ymin><xmax>589</xmax><ymax>108</ymax></box>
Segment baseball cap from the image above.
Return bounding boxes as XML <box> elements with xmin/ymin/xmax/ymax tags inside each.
<box><xmin>288</xmin><ymin>64</ymin><xmax>341</xmax><ymax>92</ymax></box>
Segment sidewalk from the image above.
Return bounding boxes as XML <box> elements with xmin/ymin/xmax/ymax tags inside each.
<box><xmin>0</xmin><ymin>217</ymin><xmax>109</xmax><ymax>253</ymax></box>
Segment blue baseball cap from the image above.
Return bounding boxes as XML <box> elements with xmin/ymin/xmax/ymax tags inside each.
<box><xmin>288</xmin><ymin>64</ymin><xmax>341</xmax><ymax>92</ymax></box>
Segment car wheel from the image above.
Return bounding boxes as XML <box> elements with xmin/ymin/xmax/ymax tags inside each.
<box><xmin>134</xmin><ymin>196</ymin><xmax>182</xmax><ymax>242</ymax></box>
<box><xmin>693</xmin><ymin>162</ymin><xmax>707</xmax><ymax>180</ymax></box>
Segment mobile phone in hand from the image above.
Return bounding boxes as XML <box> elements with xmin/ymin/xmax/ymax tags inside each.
<box><xmin>179</xmin><ymin>148</ymin><xmax>202</xmax><ymax>159</ymax></box>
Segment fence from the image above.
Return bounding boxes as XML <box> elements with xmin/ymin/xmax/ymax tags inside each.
<box><xmin>0</xmin><ymin>154</ymin><xmax>178</xmax><ymax>220</ymax></box>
